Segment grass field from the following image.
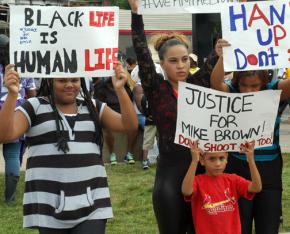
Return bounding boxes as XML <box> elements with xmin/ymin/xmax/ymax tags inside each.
<box><xmin>0</xmin><ymin>154</ymin><xmax>289</xmax><ymax>234</ymax></box>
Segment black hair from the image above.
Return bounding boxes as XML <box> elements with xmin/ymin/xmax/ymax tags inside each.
<box><xmin>126</xmin><ymin>57</ymin><xmax>136</xmax><ymax>66</ymax></box>
<box><xmin>0</xmin><ymin>35</ymin><xmax>9</xmax><ymax>68</ymax></box>
<box><xmin>37</xmin><ymin>78</ymin><xmax>103</xmax><ymax>154</ymax></box>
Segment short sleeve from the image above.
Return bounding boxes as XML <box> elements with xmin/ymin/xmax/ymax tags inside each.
<box><xmin>16</xmin><ymin>97</ymin><xmax>39</xmax><ymax>127</ymax></box>
<box><xmin>233</xmin><ymin>174</ymin><xmax>255</xmax><ymax>200</ymax></box>
<box><xmin>93</xmin><ymin>98</ymin><xmax>106</xmax><ymax>120</ymax></box>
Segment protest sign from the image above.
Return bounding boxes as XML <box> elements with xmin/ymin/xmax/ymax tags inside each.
<box><xmin>10</xmin><ymin>6</ymin><xmax>119</xmax><ymax>78</ymax></box>
<box><xmin>174</xmin><ymin>82</ymin><xmax>281</xmax><ymax>152</ymax></box>
<box><xmin>221</xmin><ymin>0</ymin><xmax>290</xmax><ymax>71</ymax></box>
<box><xmin>137</xmin><ymin>0</ymin><xmax>239</xmax><ymax>14</ymax></box>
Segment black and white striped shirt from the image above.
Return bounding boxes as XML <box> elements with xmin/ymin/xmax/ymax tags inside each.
<box><xmin>17</xmin><ymin>97</ymin><xmax>113</xmax><ymax>229</ymax></box>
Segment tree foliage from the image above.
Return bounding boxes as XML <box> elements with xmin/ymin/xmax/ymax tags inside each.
<box><xmin>109</xmin><ymin>0</ymin><xmax>130</xmax><ymax>9</ymax></box>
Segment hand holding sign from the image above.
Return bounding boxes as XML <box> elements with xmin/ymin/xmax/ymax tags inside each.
<box><xmin>112</xmin><ymin>61</ymin><xmax>128</xmax><ymax>91</ymax></box>
<box><xmin>4</xmin><ymin>64</ymin><xmax>20</xmax><ymax>96</ymax></box>
<box><xmin>189</xmin><ymin>141</ymin><xmax>202</xmax><ymax>163</ymax></box>
<box><xmin>240</xmin><ymin>140</ymin><xmax>255</xmax><ymax>162</ymax></box>
<box><xmin>128</xmin><ymin>0</ymin><xmax>138</xmax><ymax>14</ymax></box>
<box><xmin>215</xmin><ymin>39</ymin><xmax>231</xmax><ymax>57</ymax></box>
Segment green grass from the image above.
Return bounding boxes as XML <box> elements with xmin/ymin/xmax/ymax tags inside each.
<box><xmin>0</xmin><ymin>155</ymin><xmax>290</xmax><ymax>234</ymax></box>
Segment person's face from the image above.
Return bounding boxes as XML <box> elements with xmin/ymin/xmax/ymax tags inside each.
<box><xmin>160</xmin><ymin>45</ymin><xmax>190</xmax><ymax>84</ymax></box>
<box><xmin>239</xmin><ymin>75</ymin><xmax>263</xmax><ymax>93</ymax></box>
<box><xmin>53</xmin><ymin>78</ymin><xmax>81</xmax><ymax>104</ymax></box>
<box><xmin>200</xmin><ymin>152</ymin><xmax>228</xmax><ymax>176</ymax></box>
<box><xmin>126</xmin><ymin>63</ymin><xmax>136</xmax><ymax>74</ymax></box>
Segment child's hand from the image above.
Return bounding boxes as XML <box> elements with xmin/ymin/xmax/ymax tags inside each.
<box><xmin>240</xmin><ymin>140</ymin><xmax>255</xmax><ymax>162</ymax></box>
<box><xmin>189</xmin><ymin>141</ymin><xmax>202</xmax><ymax>163</ymax></box>
<box><xmin>4</xmin><ymin>64</ymin><xmax>20</xmax><ymax>96</ymax></box>
<box><xmin>215</xmin><ymin>39</ymin><xmax>231</xmax><ymax>57</ymax></box>
<box><xmin>112</xmin><ymin>61</ymin><xmax>128</xmax><ymax>91</ymax></box>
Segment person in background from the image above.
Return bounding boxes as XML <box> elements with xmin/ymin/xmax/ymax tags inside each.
<box><xmin>182</xmin><ymin>141</ymin><xmax>262</xmax><ymax>234</ymax></box>
<box><xmin>0</xmin><ymin>61</ymin><xmax>137</xmax><ymax>233</ymax></box>
<box><xmin>189</xmin><ymin>53</ymin><xmax>200</xmax><ymax>75</ymax></box>
<box><xmin>140</xmin><ymin>92</ymin><xmax>158</xmax><ymax>169</ymax></box>
<box><xmin>126</xmin><ymin>57</ymin><xmax>137</xmax><ymax>74</ymax></box>
<box><xmin>211</xmin><ymin>38</ymin><xmax>290</xmax><ymax>234</ymax></box>
<box><xmin>0</xmin><ymin>34</ymin><xmax>36</xmax><ymax>203</ymax></box>
<box><xmin>286</xmin><ymin>68</ymin><xmax>290</xmax><ymax>79</ymax></box>
<box><xmin>94</xmin><ymin>76</ymin><xmax>138</xmax><ymax>165</ymax></box>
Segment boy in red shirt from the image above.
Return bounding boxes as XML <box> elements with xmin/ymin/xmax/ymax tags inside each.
<box><xmin>182</xmin><ymin>141</ymin><xmax>262</xmax><ymax>234</ymax></box>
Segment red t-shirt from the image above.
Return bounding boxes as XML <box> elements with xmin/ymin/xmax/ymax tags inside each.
<box><xmin>186</xmin><ymin>173</ymin><xmax>255</xmax><ymax>234</ymax></box>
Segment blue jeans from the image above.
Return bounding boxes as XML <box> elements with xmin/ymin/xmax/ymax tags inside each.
<box><xmin>3</xmin><ymin>142</ymin><xmax>22</xmax><ymax>176</ymax></box>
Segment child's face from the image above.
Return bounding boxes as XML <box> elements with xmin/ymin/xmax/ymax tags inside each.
<box><xmin>200</xmin><ymin>152</ymin><xmax>228</xmax><ymax>176</ymax></box>
<box><xmin>239</xmin><ymin>75</ymin><xmax>263</xmax><ymax>93</ymax></box>
<box><xmin>53</xmin><ymin>78</ymin><xmax>81</xmax><ymax>105</ymax></box>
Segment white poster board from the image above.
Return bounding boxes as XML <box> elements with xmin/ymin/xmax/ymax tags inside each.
<box><xmin>174</xmin><ymin>82</ymin><xmax>281</xmax><ymax>152</ymax></box>
<box><xmin>137</xmin><ymin>0</ymin><xmax>239</xmax><ymax>14</ymax></box>
<box><xmin>221</xmin><ymin>0</ymin><xmax>290</xmax><ymax>71</ymax></box>
<box><xmin>10</xmin><ymin>6</ymin><xmax>119</xmax><ymax>78</ymax></box>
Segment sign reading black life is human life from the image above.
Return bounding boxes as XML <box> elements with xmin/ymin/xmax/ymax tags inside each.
<box><xmin>10</xmin><ymin>6</ymin><xmax>119</xmax><ymax>78</ymax></box>
<box><xmin>174</xmin><ymin>82</ymin><xmax>281</xmax><ymax>152</ymax></box>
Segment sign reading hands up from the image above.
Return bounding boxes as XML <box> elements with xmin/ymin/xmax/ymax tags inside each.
<box><xmin>10</xmin><ymin>6</ymin><xmax>119</xmax><ymax>78</ymax></box>
<box><xmin>221</xmin><ymin>0</ymin><xmax>290</xmax><ymax>71</ymax></box>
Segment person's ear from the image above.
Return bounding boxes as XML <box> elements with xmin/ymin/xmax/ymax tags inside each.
<box><xmin>199</xmin><ymin>155</ymin><xmax>205</xmax><ymax>166</ymax></box>
<box><xmin>225</xmin><ymin>153</ymin><xmax>229</xmax><ymax>164</ymax></box>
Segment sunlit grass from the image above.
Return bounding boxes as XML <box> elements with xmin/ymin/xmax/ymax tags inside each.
<box><xmin>0</xmin><ymin>155</ymin><xmax>289</xmax><ymax>233</ymax></box>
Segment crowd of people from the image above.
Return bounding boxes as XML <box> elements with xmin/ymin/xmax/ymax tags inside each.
<box><xmin>1</xmin><ymin>0</ymin><xmax>290</xmax><ymax>233</ymax></box>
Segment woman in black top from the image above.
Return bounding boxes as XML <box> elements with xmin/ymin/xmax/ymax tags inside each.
<box><xmin>128</xmin><ymin>1</ymin><xmax>209</xmax><ymax>233</ymax></box>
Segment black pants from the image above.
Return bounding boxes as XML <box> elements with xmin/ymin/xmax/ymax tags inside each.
<box><xmin>226</xmin><ymin>155</ymin><xmax>283</xmax><ymax>234</ymax></box>
<box><xmin>152</xmin><ymin>159</ymin><xmax>204</xmax><ymax>234</ymax></box>
<box><xmin>38</xmin><ymin>219</ymin><xmax>107</xmax><ymax>234</ymax></box>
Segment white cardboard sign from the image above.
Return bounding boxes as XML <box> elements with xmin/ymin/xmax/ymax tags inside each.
<box><xmin>221</xmin><ymin>0</ymin><xmax>290</xmax><ymax>71</ymax></box>
<box><xmin>10</xmin><ymin>6</ymin><xmax>119</xmax><ymax>78</ymax></box>
<box><xmin>137</xmin><ymin>0</ymin><xmax>239</xmax><ymax>14</ymax></box>
<box><xmin>174</xmin><ymin>82</ymin><xmax>281</xmax><ymax>152</ymax></box>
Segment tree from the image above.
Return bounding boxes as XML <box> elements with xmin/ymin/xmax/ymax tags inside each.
<box><xmin>109</xmin><ymin>0</ymin><xmax>130</xmax><ymax>9</ymax></box>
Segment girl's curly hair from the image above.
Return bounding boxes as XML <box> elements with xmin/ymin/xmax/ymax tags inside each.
<box><xmin>154</xmin><ymin>33</ymin><xmax>190</xmax><ymax>60</ymax></box>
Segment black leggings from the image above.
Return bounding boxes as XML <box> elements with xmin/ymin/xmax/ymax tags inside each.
<box><xmin>152</xmin><ymin>161</ymin><xmax>204</xmax><ymax>234</ymax></box>
<box><xmin>38</xmin><ymin>219</ymin><xmax>107</xmax><ymax>234</ymax></box>
<box><xmin>226</xmin><ymin>155</ymin><xmax>283</xmax><ymax>234</ymax></box>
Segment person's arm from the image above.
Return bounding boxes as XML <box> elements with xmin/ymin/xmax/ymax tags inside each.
<box><xmin>210</xmin><ymin>39</ymin><xmax>231</xmax><ymax>92</ymax></box>
<box><xmin>181</xmin><ymin>141</ymin><xmax>201</xmax><ymax>196</ymax></box>
<box><xmin>241</xmin><ymin>141</ymin><xmax>262</xmax><ymax>193</ymax></box>
<box><xmin>133</xmin><ymin>84</ymin><xmax>143</xmax><ymax>113</ymax></box>
<box><xmin>128</xmin><ymin>0</ymin><xmax>159</xmax><ymax>95</ymax></box>
<box><xmin>101</xmin><ymin>62</ymin><xmax>138</xmax><ymax>132</ymax></box>
<box><xmin>0</xmin><ymin>64</ymin><xmax>29</xmax><ymax>142</ymax></box>
<box><xmin>277</xmin><ymin>79</ymin><xmax>290</xmax><ymax>101</ymax></box>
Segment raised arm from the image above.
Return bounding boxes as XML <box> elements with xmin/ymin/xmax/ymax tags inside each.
<box><xmin>128</xmin><ymin>0</ymin><xmax>159</xmax><ymax>94</ymax></box>
<box><xmin>0</xmin><ymin>64</ymin><xmax>29</xmax><ymax>142</ymax></box>
<box><xmin>181</xmin><ymin>141</ymin><xmax>201</xmax><ymax>196</ymax></box>
<box><xmin>241</xmin><ymin>141</ymin><xmax>262</xmax><ymax>193</ymax></box>
<box><xmin>101</xmin><ymin>61</ymin><xmax>138</xmax><ymax>132</ymax></box>
<box><xmin>210</xmin><ymin>39</ymin><xmax>231</xmax><ymax>92</ymax></box>
<box><xmin>277</xmin><ymin>78</ymin><xmax>290</xmax><ymax>101</ymax></box>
